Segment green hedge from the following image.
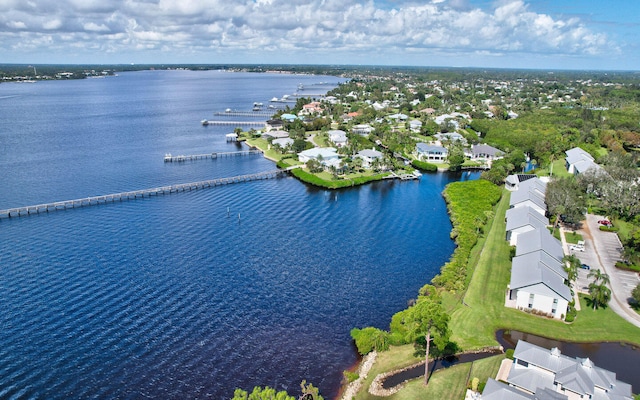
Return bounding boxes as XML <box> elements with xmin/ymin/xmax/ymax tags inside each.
<box><xmin>290</xmin><ymin>168</ymin><xmax>386</xmax><ymax>189</ymax></box>
<box><xmin>433</xmin><ymin>180</ymin><xmax>503</xmax><ymax>292</ymax></box>
<box><xmin>616</xmin><ymin>261</ymin><xmax>640</xmax><ymax>272</ymax></box>
<box><xmin>411</xmin><ymin>159</ymin><xmax>438</xmax><ymax>172</ymax></box>
<box><xmin>599</xmin><ymin>225</ymin><xmax>619</xmax><ymax>232</ymax></box>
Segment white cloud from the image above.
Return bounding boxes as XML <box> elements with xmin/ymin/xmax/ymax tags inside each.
<box><xmin>0</xmin><ymin>0</ymin><xmax>625</xmax><ymax>67</ymax></box>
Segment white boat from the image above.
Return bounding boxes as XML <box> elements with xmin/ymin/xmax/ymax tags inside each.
<box><xmin>201</xmin><ymin>119</ymin><xmax>209</xmax><ymax>125</ymax></box>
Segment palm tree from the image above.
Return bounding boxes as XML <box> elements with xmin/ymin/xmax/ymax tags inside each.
<box><xmin>562</xmin><ymin>255</ymin><xmax>580</xmax><ymax>283</ymax></box>
<box><xmin>588</xmin><ymin>269</ymin><xmax>610</xmax><ymax>286</ymax></box>
<box><xmin>587</xmin><ymin>269</ymin><xmax>611</xmax><ymax>310</ymax></box>
<box><xmin>588</xmin><ymin>282</ymin><xmax>611</xmax><ymax>310</ymax></box>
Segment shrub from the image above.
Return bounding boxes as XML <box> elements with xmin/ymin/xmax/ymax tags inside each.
<box><xmin>471</xmin><ymin>377</ymin><xmax>480</xmax><ymax>391</ymax></box>
<box><xmin>343</xmin><ymin>371</ymin><xmax>359</xmax><ymax>383</ymax></box>
<box><xmin>505</xmin><ymin>349</ymin><xmax>514</xmax><ymax>360</ymax></box>
<box><xmin>350</xmin><ymin>327</ymin><xmax>390</xmax><ymax>355</ymax></box>
<box><xmin>432</xmin><ymin>180</ymin><xmax>502</xmax><ymax>292</ymax></box>
<box><xmin>411</xmin><ymin>159</ymin><xmax>438</xmax><ymax>172</ymax></box>
<box><xmin>599</xmin><ymin>225</ymin><xmax>619</xmax><ymax>232</ymax></box>
<box><xmin>616</xmin><ymin>261</ymin><xmax>640</xmax><ymax>272</ymax></box>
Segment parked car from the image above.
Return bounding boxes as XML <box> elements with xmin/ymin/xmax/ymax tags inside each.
<box><xmin>598</xmin><ymin>219</ymin><xmax>612</xmax><ymax>226</ymax></box>
<box><xmin>570</xmin><ymin>240</ymin><xmax>585</xmax><ymax>252</ymax></box>
<box><xmin>580</xmin><ymin>264</ymin><xmax>591</xmax><ymax>270</ymax></box>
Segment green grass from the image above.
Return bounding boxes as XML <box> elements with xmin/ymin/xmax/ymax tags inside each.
<box><xmin>564</xmin><ymin>231</ymin><xmax>583</xmax><ymax>244</ymax></box>
<box><xmin>350</xmin><ymin>187</ymin><xmax>640</xmax><ymax>399</ymax></box>
<box><xmin>538</xmin><ymin>159</ymin><xmax>572</xmax><ymax>178</ymax></box>
<box><xmin>450</xmin><ymin>190</ymin><xmax>640</xmax><ymax>349</ymax></box>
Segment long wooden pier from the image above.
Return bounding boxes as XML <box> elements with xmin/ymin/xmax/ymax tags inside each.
<box><xmin>163</xmin><ymin>150</ymin><xmax>262</xmax><ymax>162</ymax></box>
<box><xmin>201</xmin><ymin>120</ymin><xmax>266</xmax><ymax>127</ymax></box>
<box><xmin>213</xmin><ymin>111</ymin><xmax>274</xmax><ymax>118</ymax></box>
<box><xmin>0</xmin><ymin>170</ymin><xmax>287</xmax><ymax>219</ymax></box>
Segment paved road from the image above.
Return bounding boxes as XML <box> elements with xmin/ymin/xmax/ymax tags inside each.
<box><xmin>573</xmin><ymin>214</ymin><xmax>640</xmax><ymax>328</ymax></box>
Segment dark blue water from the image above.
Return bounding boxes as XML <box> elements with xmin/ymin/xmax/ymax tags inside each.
<box><xmin>0</xmin><ymin>70</ymin><xmax>477</xmax><ymax>399</ymax></box>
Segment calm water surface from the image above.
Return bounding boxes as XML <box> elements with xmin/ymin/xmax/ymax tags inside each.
<box><xmin>0</xmin><ymin>70</ymin><xmax>477</xmax><ymax>399</ymax></box>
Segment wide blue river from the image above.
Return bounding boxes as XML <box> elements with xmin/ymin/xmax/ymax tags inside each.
<box><xmin>0</xmin><ymin>70</ymin><xmax>477</xmax><ymax>399</ymax></box>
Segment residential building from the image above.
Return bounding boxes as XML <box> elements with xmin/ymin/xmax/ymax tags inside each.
<box><xmin>482</xmin><ymin>341</ymin><xmax>633</xmax><ymax>400</ymax></box>
<box><xmin>352</xmin><ymin>124</ymin><xmax>374</xmax><ymax>136</ymax></box>
<box><xmin>356</xmin><ymin>149</ymin><xmax>383</xmax><ymax>168</ymax></box>
<box><xmin>328</xmin><ymin>129</ymin><xmax>348</xmax><ymax>148</ymax></box>
<box><xmin>298</xmin><ymin>147</ymin><xmax>340</xmax><ymax>164</ymax></box>
<box><xmin>565</xmin><ymin>147</ymin><xmax>601</xmax><ymax>175</ymax></box>
<box><xmin>416</xmin><ymin>143</ymin><xmax>448</xmax><ymax>163</ymax></box>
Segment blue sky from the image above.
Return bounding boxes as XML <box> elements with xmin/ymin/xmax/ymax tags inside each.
<box><xmin>1</xmin><ymin>0</ymin><xmax>638</xmax><ymax>70</ymax></box>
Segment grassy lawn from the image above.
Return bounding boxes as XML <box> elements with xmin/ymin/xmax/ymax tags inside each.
<box><xmin>563</xmin><ymin>230</ymin><xmax>583</xmax><ymax>244</ymax></box>
<box><xmin>450</xmin><ymin>190</ymin><xmax>640</xmax><ymax>349</ymax></box>
<box><xmin>538</xmin><ymin>159</ymin><xmax>572</xmax><ymax>178</ymax></box>
<box><xmin>351</xmin><ymin>187</ymin><xmax>640</xmax><ymax>399</ymax></box>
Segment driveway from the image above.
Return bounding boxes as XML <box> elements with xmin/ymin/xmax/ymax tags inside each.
<box><xmin>576</xmin><ymin>214</ymin><xmax>640</xmax><ymax>327</ymax></box>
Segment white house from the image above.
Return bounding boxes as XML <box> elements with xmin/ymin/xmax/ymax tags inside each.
<box><xmin>416</xmin><ymin>143</ymin><xmax>448</xmax><ymax>163</ymax></box>
<box><xmin>262</xmin><ymin>130</ymin><xmax>289</xmax><ymax>140</ymax></box>
<box><xmin>352</xmin><ymin>124</ymin><xmax>374</xmax><ymax>136</ymax></box>
<box><xmin>482</xmin><ymin>341</ymin><xmax>633</xmax><ymax>400</ymax></box>
<box><xmin>565</xmin><ymin>147</ymin><xmax>602</xmax><ymax>175</ymax></box>
<box><xmin>509</xmin><ymin>187</ymin><xmax>547</xmax><ymax>216</ymax></box>
<box><xmin>328</xmin><ymin>130</ymin><xmax>348</xmax><ymax>148</ymax></box>
<box><xmin>272</xmin><ymin>137</ymin><xmax>294</xmax><ymax>150</ymax></box>
<box><xmin>466</xmin><ymin>144</ymin><xmax>504</xmax><ymax>162</ymax></box>
<box><xmin>356</xmin><ymin>149</ymin><xmax>383</xmax><ymax>168</ymax></box>
<box><xmin>298</xmin><ymin>147</ymin><xmax>340</xmax><ymax>164</ymax></box>
<box><xmin>409</xmin><ymin>119</ymin><xmax>423</xmax><ymax>133</ymax></box>
<box><xmin>508</xmin><ymin>252</ymin><xmax>571</xmax><ymax>319</ymax></box>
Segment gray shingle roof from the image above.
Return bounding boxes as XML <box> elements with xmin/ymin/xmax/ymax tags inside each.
<box><xmin>515</xmin><ymin>229</ymin><xmax>564</xmax><ymax>261</ymax></box>
<box><xmin>510</xmin><ymin>187</ymin><xmax>547</xmax><ymax>210</ymax></box>
<box><xmin>509</xmin><ymin>258</ymin><xmax>572</xmax><ymax>301</ymax></box>
<box><xmin>512</xmin><ymin>250</ymin><xmax>568</xmax><ymax>281</ymax></box>
<box><xmin>482</xmin><ymin>379</ymin><xmax>535</xmax><ymax>400</ymax></box>
<box><xmin>506</xmin><ymin>206</ymin><xmax>549</xmax><ymax>227</ymax></box>
<box><xmin>511</xmin><ymin>341</ymin><xmax>633</xmax><ymax>399</ymax></box>
<box><xmin>565</xmin><ymin>147</ymin><xmax>594</xmax><ymax>165</ymax></box>
<box><xmin>506</xmin><ymin>208</ymin><xmax>549</xmax><ymax>232</ymax></box>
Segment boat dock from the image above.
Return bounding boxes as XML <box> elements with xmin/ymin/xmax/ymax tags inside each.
<box><xmin>201</xmin><ymin>120</ymin><xmax>266</xmax><ymax>127</ymax></box>
<box><xmin>213</xmin><ymin>111</ymin><xmax>273</xmax><ymax>118</ymax></box>
<box><xmin>0</xmin><ymin>170</ymin><xmax>287</xmax><ymax>219</ymax></box>
<box><xmin>163</xmin><ymin>150</ymin><xmax>262</xmax><ymax>162</ymax></box>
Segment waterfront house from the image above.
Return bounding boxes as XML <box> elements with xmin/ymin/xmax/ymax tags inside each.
<box><xmin>328</xmin><ymin>130</ymin><xmax>348</xmax><ymax>148</ymax></box>
<box><xmin>300</xmin><ymin>101</ymin><xmax>323</xmax><ymax>115</ymax></box>
<box><xmin>416</xmin><ymin>143</ymin><xmax>448</xmax><ymax>163</ymax></box>
<box><xmin>356</xmin><ymin>149</ymin><xmax>383</xmax><ymax>168</ymax></box>
<box><xmin>482</xmin><ymin>341</ymin><xmax>633</xmax><ymax>400</ymax></box>
<box><xmin>298</xmin><ymin>147</ymin><xmax>340</xmax><ymax>164</ymax></box>
<box><xmin>280</xmin><ymin>113</ymin><xmax>298</xmax><ymax>122</ymax></box>
<box><xmin>466</xmin><ymin>144</ymin><xmax>504</xmax><ymax>162</ymax></box>
<box><xmin>272</xmin><ymin>137</ymin><xmax>294</xmax><ymax>150</ymax></box>
<box><xmin>262</xmin><ymin>130</ymin><xmax>289</xmax><ymax>140</ymax></box>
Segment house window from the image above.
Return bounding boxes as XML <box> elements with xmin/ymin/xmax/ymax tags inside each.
<box><xmin>552</xmin><ymin>298</ymin><xmax>558</xmax><ymax>314</ymax></box>
<box><xmin>528</xmin><ymin>293</ymin><xmax>534</xmax><ymax>308</ymax></box>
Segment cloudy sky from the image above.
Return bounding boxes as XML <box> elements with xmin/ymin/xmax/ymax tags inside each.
<box><xmin>1</xmin><ymin>0</ymin><xmax>638</xmax><ymax>70</ymax></box>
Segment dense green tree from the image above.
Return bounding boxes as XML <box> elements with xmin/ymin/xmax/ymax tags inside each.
<box><xmin>545</xmin><ymin>177</ymin><xmax>586</xmax><ymax>229</ymax></box>
<box><xmin>563</xmin><ymin>255</ymin><xmax>580</xmax><ymax>284</ymax></box>
<box><xmin>446</xmin><ymin>143</ymin><xmax>466</xmax><ymax>171</ymax></box>
<box><xmin>232</xmin><ymin>386</ymin><xmax>295</xmax><ymax>400</ymax></box>
<box><xmin>402</xmin><ymin>296</ymin><xmax>450</xmax><ymax>385</ymax></box>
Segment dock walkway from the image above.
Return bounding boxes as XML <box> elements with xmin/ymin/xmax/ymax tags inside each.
<box><xmin>163</xmin><ymin>150</ymin><xmax>262</xmax><ymax>162</ymax></box>
<box><xmin>0</xmin><ymin>170</ymin><xmax>286</xmax><ymax>219</ymax></box>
